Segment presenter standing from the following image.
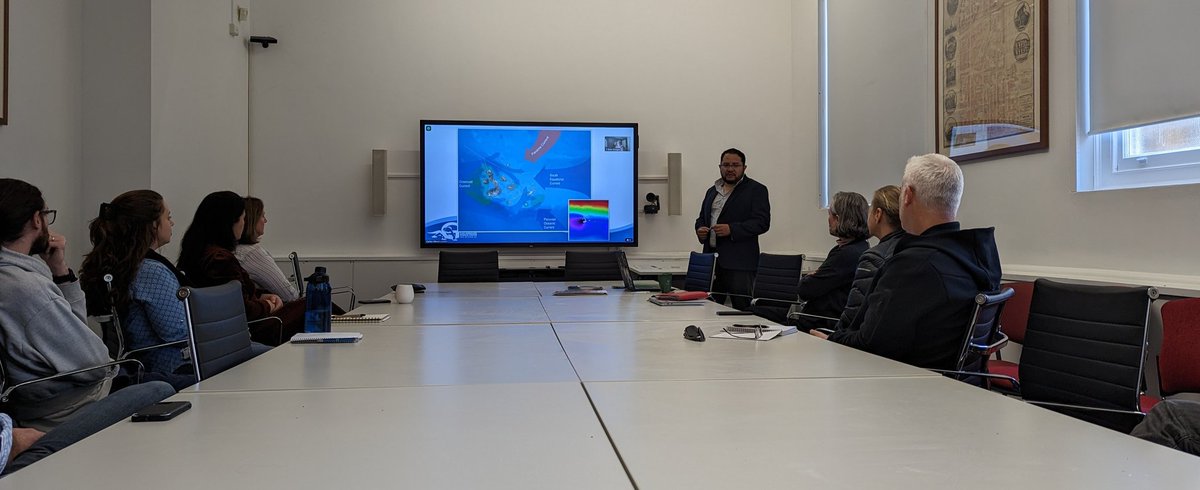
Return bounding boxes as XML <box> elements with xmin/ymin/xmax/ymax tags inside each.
<box><xmin>694</xmin><ymin>148</ymin><xmax>771</xmax><ymax>310</ymax></box>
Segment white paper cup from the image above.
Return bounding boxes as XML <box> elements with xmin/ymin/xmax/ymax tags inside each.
<box><xmin>394</xmin><ymin>284</ymin><xmax>415</xmax><ymax>304</ymax></box>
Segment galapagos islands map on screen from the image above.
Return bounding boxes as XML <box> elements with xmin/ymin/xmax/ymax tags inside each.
<box><xmin>422</xmin><ymin>123</ymin><xmax>635</xmax><ymax>245</ymax></box>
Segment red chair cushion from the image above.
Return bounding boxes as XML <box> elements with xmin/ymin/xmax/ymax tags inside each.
<box><xmin>1160</xmin><ymin>298</ymin><xmax>1200</xmax><ymax>395</ymax></box>
<box><xmin>998</xmin><ymin>281</ymin><xmax>1034</xmax><ymax>344</ymax></box>
<box><xmin>988</xmin><ymin>360</ymin><xmax>1020</xmax><ymax>391</ymax></box>
<box><xmin>1140</xmin><ymin>394</ymin><xmax>1162</xmax><ymax>412</ymax></box>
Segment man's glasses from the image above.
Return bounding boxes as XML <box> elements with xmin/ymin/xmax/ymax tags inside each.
<box><xmin>718</xmin><ymin>163</ymin><xmax>744</xmax><ymax>169</ymax></box>
<box><xmin>41</xmin><ymin>209</ymin><xmax>57</xmax><ymax>225</ymax></box>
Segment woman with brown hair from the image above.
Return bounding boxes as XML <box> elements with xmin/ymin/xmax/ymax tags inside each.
<box><xmin>234</xmin><ymin>196</ymin><xmax>299</xmax><ymax>302</ymax></box>
<box><xmin>79</xmin><ymin>190</ymin><xmax>196</xmax><ymax>389</ymax></box>
<box><xmin>177</xmin><ymin>191</ymin><xmax>305</xmax><ymax>345</ymax></box>
<box><xmin>791</xmin><ymin>191</ymin><xmax>872</xmax><ymax>330</ymax></box>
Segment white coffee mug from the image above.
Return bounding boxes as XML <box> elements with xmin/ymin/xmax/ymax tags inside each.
<box><xmin>394</xmin><ymin>284</ymin><xmax>415</xmax><ymax>304</ymax></box>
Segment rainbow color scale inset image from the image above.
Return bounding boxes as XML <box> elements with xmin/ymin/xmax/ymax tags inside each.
<box><xmin>567</xmin><ymin>200</ymin><xmax>610</xmax><ymax>241</ymax></box>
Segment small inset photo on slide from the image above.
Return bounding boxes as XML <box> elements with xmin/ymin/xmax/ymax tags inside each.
<box><xmin>604</xmin><ymin>136</ymin><xmax>630</xmax><ymax>152</ymax></box>
<box><xmin>568</xmin><ymin>200</ymin><xmax>610</xmax><ymax>241</ymax></box>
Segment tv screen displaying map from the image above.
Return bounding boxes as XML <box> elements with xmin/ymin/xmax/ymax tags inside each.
<box><xmin>420</xmin><ymin>120</ymin><xmax>638</xmax><ymax>247</ymax></box>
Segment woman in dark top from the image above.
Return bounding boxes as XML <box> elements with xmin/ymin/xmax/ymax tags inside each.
<box><xmin>793</xmin><ymin>191</ymin><xmax>870</xmax><ymax>330</ymax></box>
<box><xmin>832</xmin><ymin>185</ymin><xmax>906</xmax><ymax>332</ymax></box>
<box><xmin>177</xmin><ymin>191</ymin><xmax>305</xmax><ymax>345</ymax></box>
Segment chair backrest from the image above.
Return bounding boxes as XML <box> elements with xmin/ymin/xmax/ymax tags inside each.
<box><xmin>564</xmin><ymin>251</ymin><xmax>623</xmax><ymax>282</ymax></box>
<box><xmin>1019</xmin><ymin>278</ymin><xmax>1155</xmax><ymax>431</ymax></box>
<box><xmin>683</xmin><ymin>252</ymin><xmax>717</xmax><ymax>292</ymax></box>
<box><xmin>1159</xmin><ymin>297</ymin><xmax>1200</xmax><ymax>396</ymax></box>
<box><xmin>179</xmin><ymin>281</ymin><xmax>255</xmax><ymax>382</ymax></box>
<box><xmin>752</xmin><ymin>253</ymin><xmax>805</xmax><ymax>301</ymax></box>
<box><xmin>438</xmin><ymin>251</ymin><xmax>500</xmax><ymax>283</ymax></box>
<box><xmin>997</xmin><ymin>281</ymin><xmax>1034</xmax><ymax>344</ymax></box>
<box><xmin>289</xmin><ymin>251</ymin><xmax>303</xmax><ymax>294</ymax></box>
<box><xmin>952</xmin><ymin>288</ymin><xmax>1015</xmax><ymax>372</ymax></box>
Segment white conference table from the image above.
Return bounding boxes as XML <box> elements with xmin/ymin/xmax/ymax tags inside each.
<box><xmin>537</xmin><ymin>287</ymin><xmax>740</xmax><ymax>322</ymax></box>
<box><xmin>555</xmin><ymin>321</ymin><xmax>935</xmax><ymax>382</ymax></box>
<box><xmin>183</xmin><ymin>325</ymin><xmax>578</xmax><ymax>393</ymax></box>
<box><xmin>413</xmin><ymin>281</ymin><xmax>543</xmax><ymax>297</ymax></box>
<box><xmin>5</xmin><ymin>383</ymin><xmax>632</xmax><ymax>489</ymax></box>
<box><xmin>586</xmin><ymin>376</ymin><xmax>1200</xmax><ymax>489</ymax></box>
<box><xmin>627</xmin><ymin>258</ymin><xmax>689</xmax><ymax>276</ymax></box>
<box><xmin>351</xmin><ymin>296</ymin><xmax>551</xmax><ymax>325</ymax></box>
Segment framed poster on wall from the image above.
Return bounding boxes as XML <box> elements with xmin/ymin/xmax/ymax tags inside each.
<box><xmin>936</xmin><ymin>0</ymin><xmax>1048</xmax><ymax>162</ymax></box>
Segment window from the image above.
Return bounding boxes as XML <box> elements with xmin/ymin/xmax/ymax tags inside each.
<box><xmin>1084</xmin><ymin>116</ymin><xmax>1200</xmax><ymax>191</ymax></box>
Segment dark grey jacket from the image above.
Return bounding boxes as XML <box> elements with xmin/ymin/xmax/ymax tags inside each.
<box><xmin>831</xmin><ymin>230</ymin><xmax>906</xmax><ymax>331</ymax></box>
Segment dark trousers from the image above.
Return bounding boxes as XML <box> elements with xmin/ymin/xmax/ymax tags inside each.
<box><xmin>710</xmin><ymin>265</ymin><xmax>755</xmax><ymax>311</ymax></box>
<box><xmin>5</xmin><ymin>381</ymin><xmax>175</xmax><ymax>474</ymax></box>
<box><xmin>1131</xmin><ymin>399</ymin><xmax>1200</xmax><ymax>456</ymax></box>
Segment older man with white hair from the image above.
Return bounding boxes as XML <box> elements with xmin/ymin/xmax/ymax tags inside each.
<box><xmin>813</xmin><ymin>154</ymin><xmax>1002</xmax><ymax>371</ymax></box>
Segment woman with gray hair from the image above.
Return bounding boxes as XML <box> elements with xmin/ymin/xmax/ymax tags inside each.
<box><xmin>791</xmin><ymin>191</ymin><xmax>871</xmax><ymax>330</ymax></box>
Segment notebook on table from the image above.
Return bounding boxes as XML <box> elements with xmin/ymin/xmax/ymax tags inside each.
<box><xmin>331</xmin><ymin>313</ymin><xmax>391</xmax><ymax>323</ymax></box>
<box><xmin>647</xmin><ymin>291</ymin><xmax>709</xmax><ymax>306</ymax></box>
<box><xmin>290</xmin><ymin>332</ymin><xmax>364</xmax><ymax>344</ymax></box>
<box><xmin>553</xmin><ymin>286</ymin><xmax>609</xmax><ymax>296</ymax></box>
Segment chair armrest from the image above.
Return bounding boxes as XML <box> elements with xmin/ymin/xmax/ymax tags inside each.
<box><xmin>929</xmin><ymin>369</ymin><xmax>1021</xmax><ymax>390</ymax></box>
<box><xmin>813</xmin><ymin>327</ymin><xmax>835</xmax><ymax>335</ymax></box>
<box><xmin>1</xmin><ymin>358</ymin><xmax>145</xmax><ymax>403</ymax></box>
<box><xmin>1025</xmin><ymin>400</ymin><xmax>1146</xmax><ymax>417</ymax></box>
<box><xmin>331</xmin><ymin>286</ymin><xmax>356</xmax><ymax>309</ymax></box>
<box><xmin>121</xmin><ymin>340</ymin><xmax>190</xmax><ymax>360</ymax></box>
<box><xmin>969</xmin><ymin>332</ymin><xmax>1009</xmax><ymax>357</ymax></box>
<box><xmin>749</xmin><ymin>297</ymin><xmax>804</xmax><ymax>307</ymax></box>
<box><xmin>248</xmin><ymin>316</ymin><xmax>284</xmax><ymax>345</ymax></box>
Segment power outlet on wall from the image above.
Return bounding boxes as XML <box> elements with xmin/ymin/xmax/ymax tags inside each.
<box><xmin>238</xmin><ymin>7</ymin><xmax>249</xmax><ymax>22</ymax></box>
<box><xmin>229</xmin><ymin>22</ymin><xmax>239</xmax><ymax>36</ymax></box>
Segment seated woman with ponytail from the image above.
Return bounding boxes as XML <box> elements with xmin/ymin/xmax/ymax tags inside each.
<box><xmin>80</xmin><ymin>190</ymin><xmax>196</xmax><ymax>389</ymax></box>
<box><xmin>177</xmin><ymin>191</ymin><xmax>306</xmax><ymax>345</ymax></box>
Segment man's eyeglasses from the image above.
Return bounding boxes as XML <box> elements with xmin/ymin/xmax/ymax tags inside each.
<box><xmin>41</xmin><ymin>210</ymin><xmax>57</xmax><ymax>225</ymax></box>
<box><xmin>718</xmin><ymin>163</ymin><xmax>744</xmax><ymax>169</ymax></box>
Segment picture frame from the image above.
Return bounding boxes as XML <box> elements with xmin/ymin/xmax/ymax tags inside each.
<box><xmin>935</xmin><ymin>0</ymin><xmax>1048</xmax><ymax>162</ymax></box>
<box><xmin>1</xmin><ymin>0</ymin><xmax>7</xmax><ymax>125</ymax></box>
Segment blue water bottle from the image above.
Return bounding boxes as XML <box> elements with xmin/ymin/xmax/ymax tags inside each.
<box><xmin>303</xmin><ymin>266</ymin><xmax>332</xmax><ymax>333</ymax></box>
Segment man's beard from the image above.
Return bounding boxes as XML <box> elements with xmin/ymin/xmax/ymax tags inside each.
<box><xmin>29</xmin><ymin>228</ymin><xmax>50</xmax><ymax>256</ymax></box>
<box><xmin>722</xmin><ymin>176</ymin><xmax>740</xmax><ymax>185</ymax></box>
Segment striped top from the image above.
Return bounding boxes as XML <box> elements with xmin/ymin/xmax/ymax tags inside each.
<box><xmin>234</xmin><ymin>243</ymin><xmax>300</xmax><ymax>302</ymax></box>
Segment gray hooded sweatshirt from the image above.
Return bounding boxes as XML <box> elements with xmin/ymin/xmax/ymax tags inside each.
<box><xmin>0</xmin><ymin>247</ymin><xmax>111</xmax><ymax>419</ymax></box>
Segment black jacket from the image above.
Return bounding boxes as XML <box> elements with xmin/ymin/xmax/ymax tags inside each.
<box><xmin>828</xmin><ymin>222</ymin><xmax>1002</xmax><ymax>370</ymax></box>
<box><xmin>832</xmin><ymin>230</ymin><xmax>906</xmax><ymax>331</ymax></box>
<box><xmin>794</xmin><ymin>238</ymin><xmax>869</xmax><ymax>329</ymax></box>
<box><xmin>694</xmin><ymin>177</ymin><xmax>771</xmax><ymax>271</ymax></box>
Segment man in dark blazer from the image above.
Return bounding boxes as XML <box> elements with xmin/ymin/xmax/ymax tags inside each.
<box><xmin>694</xmin><ymin>148</ymin><xmax>771</xmax><ymax>310</ymax></box>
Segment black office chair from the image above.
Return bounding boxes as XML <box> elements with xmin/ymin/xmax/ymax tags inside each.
<box><xmin>999</xmin><ymin>279</ymin><xmax>1157</xmax><ymax>432</ymax></box>
<box><xmin>178</xmin><ymin>281</ymin><xmax>260</xmax><ymax>381</ymax></box>
<box><xmin>683</xmin><ymin>252</ymin><xmax>718</xmax><ymax>292</ymax></box>
<box><xmin>564</xmin><ymin>251</ymin><xmax>623</xmax><ymax>282</ymax></box>
<box><xmin>930</xmin><ymin>288</ymin><xmax>1015</xmax><ymax>386</ymax></box>
<box><xmin>438</xmin><ymin>250</ymin><xmax>500</xmax><ymax>283</ymax></box>
<box><xmin>746</xmin><ymin>253</ymin><xmax>805</xmax><ymax>325</ymax></box>
<box><xmin>289</xmin><ymin>251</ymin><xmax>356</xmax><ymax>308</ymax></box>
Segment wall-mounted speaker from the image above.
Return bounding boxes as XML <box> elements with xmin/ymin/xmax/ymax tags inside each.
<box><xmin>372</xmin><ymin>149</ymin><xmax>387</xmax><ymax>216</ymax></box>
<box><xmin>667</xmin><ymin>153</ymin><xmax>682</xmax><ymax>215</ymax></box>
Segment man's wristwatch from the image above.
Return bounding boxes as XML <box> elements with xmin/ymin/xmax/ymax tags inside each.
<box><xmin>52</xmin><ymin>269</ymin><xmax>78</xmax><ymax>284</ymax></box>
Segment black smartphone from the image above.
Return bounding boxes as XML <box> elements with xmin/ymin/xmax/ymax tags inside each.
<box><xmin>716</xmin><ymin>310</ymin><xmax>754</xmax><ymax>316</ymax></box>
<box><xmin>131</xmin><ymin>401</ymin><xmax>192</xmax><ymax>422</ymax></box>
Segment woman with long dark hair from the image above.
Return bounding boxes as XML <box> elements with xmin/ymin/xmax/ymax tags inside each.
<box><xmin>177</xmin><ymin>191</ymin><xmax>305</xmax><ymax>345</ymax></box>
<box><xmin>79</xmin><ymin>190</ymin><xmax>195</xmax><ymax>388</ymax></box>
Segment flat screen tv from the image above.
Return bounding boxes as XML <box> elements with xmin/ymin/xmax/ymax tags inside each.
<box><xmin>420</xmin><ymin>120</ymin><xmax>638</xmax><ymax>247</ymax></box>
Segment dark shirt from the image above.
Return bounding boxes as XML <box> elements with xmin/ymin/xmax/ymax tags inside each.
<box><xmin>693</xmin><ymin>177</ymin><xmax>771</xmax><ymax>271</ymax></box>
<box><xmin>828</xmin><ymin>222</ymin><xmax>1002</xmax><ymax>370</ymax></box>
<box><xmin>794</xmin><ymin>238</ymin><xmax>869</xmax><ymax>329</ymax></box>
<box><xmin>833</xmin><ymin>230</ymin><xmax>906</xmax><ymax>331</ymax></box>
<box><xmin>185</xmin><ymin>245</ymin><xmax>276</xmax><ymax>321</ymax></box>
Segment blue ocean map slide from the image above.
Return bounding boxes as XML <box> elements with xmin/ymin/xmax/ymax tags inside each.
<box><xmin>457</xmin><ymin>128</ymin><xmax>592</xmax><ymax>234</ymax></box>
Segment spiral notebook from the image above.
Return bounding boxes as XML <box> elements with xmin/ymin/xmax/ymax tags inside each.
<box><xmin>330</xmin><ymin>314</ymin><xmax>391</xmax><ymax>323</ymax></box>
<box><xmin>290</xmin><ymin>332</ymin><xmax>364</xmax><ymax>344</ymax></box>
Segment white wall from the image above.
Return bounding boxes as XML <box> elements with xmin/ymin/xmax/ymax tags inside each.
<box><xmin>958</xmin><ymin>0</ymin><xmax>1200</xmax><ymax>279</ymax></box>
<box><xmin>245</xmin><ymin>0</ymin><xmax>828</xmax><ymax>261</ymax></box>
<box><xmin>150</xmin><ymin>0</ymin><xmax>249</xmax><ymax>260</ymax></box>
<box><xmin>0</xmin><ymin>0</ymin><xmax>85</xmax><ymax>265</ymax></box>
<box><xmin>82</xmin><ymin>0</ymin><xmax>152</xmax><ymax>221</ymax></box>
<box><xmin>825</xmin><ymin>0</ymin><xmax>1200</xmax><ymax>284</ymax></box>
